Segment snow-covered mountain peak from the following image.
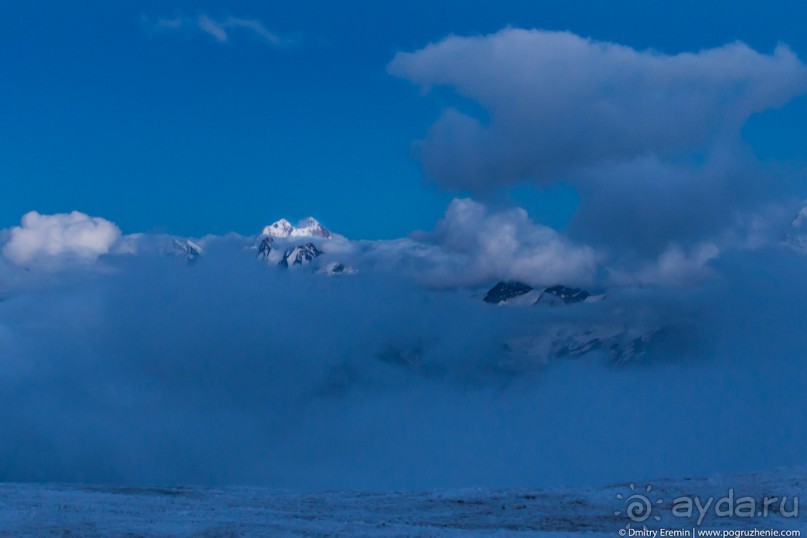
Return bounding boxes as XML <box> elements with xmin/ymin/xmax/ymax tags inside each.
<box><xmin>482</xmin><ymin>281</ymin><xmax>602</xmax><ymax>306</ymax></box>
<box><xmin>483</xmin><ymin>281</ymin><xmax>537</xmax><ymax>305</ymax></box>
<box><xmin>261</xmin><ymin>218</ymin><xmax>295</xmax><ymax>238</ymax></box>
<box><xmin>261</xmin><ymin>217</ymin><xmax>332</xmax><ymax>239</ymax></box>
<box><xmin>165</xmin><ymin>239</ymin><xmax>203</xmax><ymax>264</ymax></box>
<box><xmin>294</xmin><ymin>217</ymin><xmax>331</xmax><ymax>238</ymax></box>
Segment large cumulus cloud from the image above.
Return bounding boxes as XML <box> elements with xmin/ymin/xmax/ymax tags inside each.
<box><xmin>389</xmin><ymin>29</ymin><xmax>807</xmax><ymax>255</ymax></box>
<box><xmin>389</xmin><ymin>29</ymin><xmax>807</xmax><ymax>189</ymax></box>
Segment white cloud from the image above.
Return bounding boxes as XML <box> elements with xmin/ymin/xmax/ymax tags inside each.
<box><xmin>610</xmin><ymin>242</ymin><xmax>720</xmax><ymax>286</ymax></box>
<box><xmin>389</xmin><ymin>29</ymin><xmax>807</xmax><ymax>258</ymax></box>
<box><xmin>196</xmin><ymin>15</ymin><xmax>229</xmax><ymax>43</ymax></box>
<box><xmin>371</xmin><ymin>199</ymin><xmax>598</xmax><ymax>287</ymax></box>
<box><xmin>222</xmin><ymin>16</ymin><xmax>281</xmax><ymax>45</ymax></box>
<box><xmin>433</xmin><ymin>199</ymin><xmax>598</xmax><ymax>286</ymax></box>
<box><xmin>389</xmin><ymin>28</ymin><xmax>807</xmax><ymax>191</ymax></box>
<box><xmin>2</xmin><ymin>211</ymin><xmax>121</xmax><ymax>266</ymax></box>
<box><xmin>149</xmin><ymin>14</ymin><xmax>282</xmax><ymax>45</ymax></box>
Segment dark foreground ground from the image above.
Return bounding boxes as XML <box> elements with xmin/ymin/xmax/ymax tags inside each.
<box><xmin>0</xmin><ymin>468</ymin><xmax>805</xmax><ymax>536</ymax></box>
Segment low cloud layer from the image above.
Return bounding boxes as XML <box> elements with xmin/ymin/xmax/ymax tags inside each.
<box><xmin>1</xmin><ymin>210</ymin><xmax>806</xmax><ymax>489</ymax></box>
<box><xmin>2</xmin><ymin>211</ymin><xmax>121</xmax><ymax>266</ymax></box>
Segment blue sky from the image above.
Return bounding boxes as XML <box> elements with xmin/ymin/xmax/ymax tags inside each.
<box><xmin>2</xmin><ymin>0</ymin><xmax>807</xmax><ymax>239</ymax></box>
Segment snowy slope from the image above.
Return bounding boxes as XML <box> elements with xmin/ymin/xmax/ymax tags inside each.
<box><xmin>164</xmin><ymin>238</ymin><xmax>203</xmax><ymax>264</ymax></box>
<box><xmin>0</xmin><ymin>468</ymin><xmax>804</xmax><ymax>536</ymax></box>
<box><xmin>279</xmin><ymin>242</ymin><xmax>323</xmax><ymax>267</ymax></box>
<box><xmin>482</xmin><ymin>282</ymin><xmax>599</xmax><ymax>307</ymax></box>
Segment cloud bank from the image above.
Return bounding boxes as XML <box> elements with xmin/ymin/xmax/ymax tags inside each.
<box><xmin>1</xmin><ymin>210</ymin><xmax>807</xmax><ymax>490</ymax></box>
